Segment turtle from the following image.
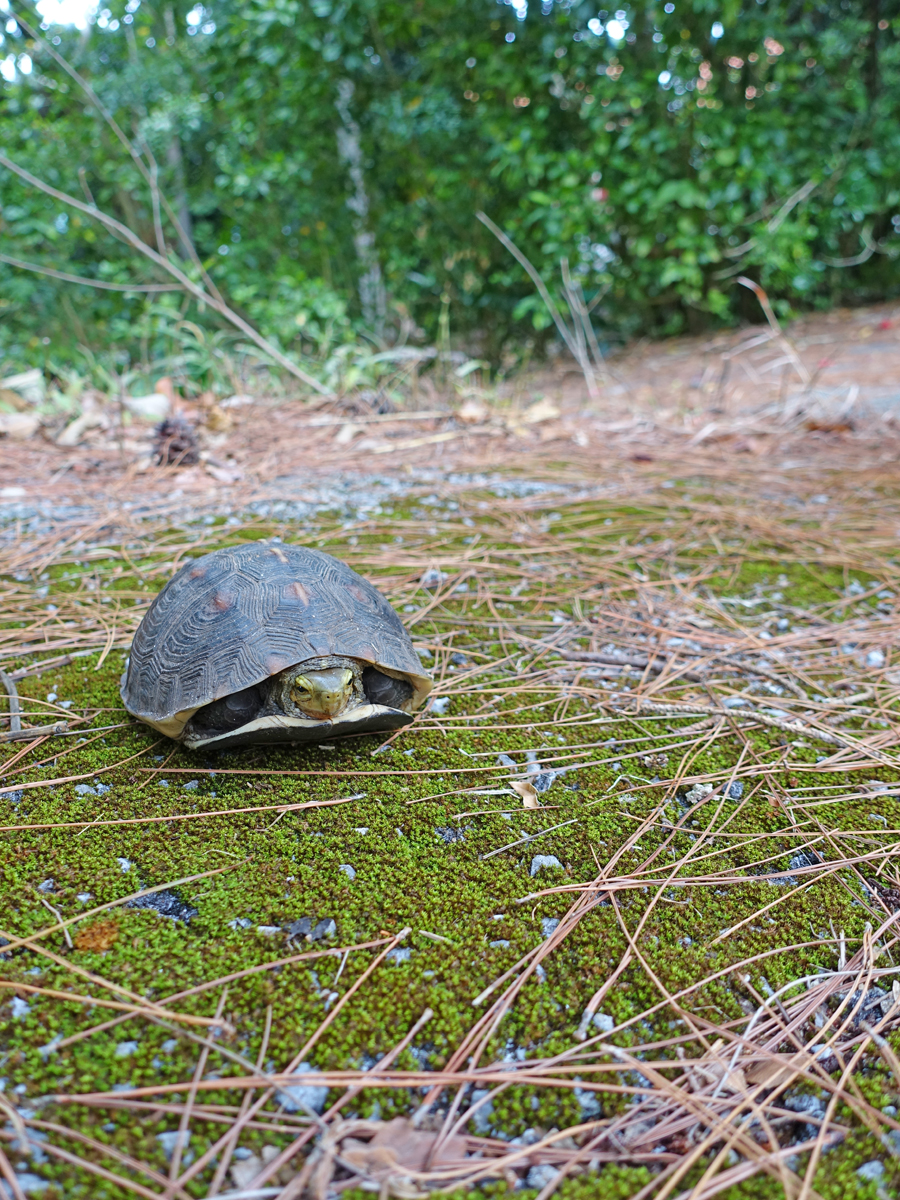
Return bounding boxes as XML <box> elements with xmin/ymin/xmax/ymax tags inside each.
<box><xmin>120</xmin><ymin>541</ymin><xmax>432</xmax><ymax>750</ymax></box>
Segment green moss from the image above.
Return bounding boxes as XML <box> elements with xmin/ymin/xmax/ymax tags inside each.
<box><xmin>2</xmin><ymin>489</ymin><xmax>900</xmax><ymax>1196</ymax></box>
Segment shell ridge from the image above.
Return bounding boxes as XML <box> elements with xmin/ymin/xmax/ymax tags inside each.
<box><xmin>122</xmin><ymin>542</ymin><xmax>431</xmax><ymax>722</ymax></box>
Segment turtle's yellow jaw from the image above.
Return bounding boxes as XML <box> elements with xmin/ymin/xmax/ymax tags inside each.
<box><xmin>290</xmin><ymin>668</ymin><xmax>354</xmax><ymax>720</ymax></box>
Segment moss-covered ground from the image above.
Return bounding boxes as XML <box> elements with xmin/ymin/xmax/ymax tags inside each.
<box><xmin>2</xmin><ymin>471</ymin><xmax>900</xmax><ymax>1198</ymax></box>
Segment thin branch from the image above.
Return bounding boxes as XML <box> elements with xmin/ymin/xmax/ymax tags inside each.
<box><xmin>823</xmin><ymin>226</ymin><xmax>878</xmax><ymax>268</ymax></box>
<box><xmin>11</xmin><ymin>7</ymin><xmax>225</xmax><ymax>303</ymax></box>
<box><xmin>736</xmin><ymin>276</ymin><xmax>810</xmax><ymax>388</ymax></box>
<box><xmin>477</xmin><ymin>211</ymin><xmax>599</xmax><ymax>400</ymax></box>
<box><xmin>0</xmin><ymin>252</ymin><xmax>181</xmax><ymax>293</ymax></box>
<box><xmin>0</xmin><ymin>152</ymin><xmax>329</xmax><ymax>394</ymax></box>
<box><xmin>561</xmin><ymin>256</ymin><xmax>608</xmax><ymax>383</ymax></box>
<box><xmin>143</xmin><ymin>143</ymin><xmax>168</xmax><ymax>258</ymax></box>
<box><xmin>0</xmin><ymin>669</ymin><xmax>21</xmax><ymax>734</ymax></box>
<box><xmin>476</xmin><ymin>211</ymin><xmax>581</xmax><ymax>364</ymax></box>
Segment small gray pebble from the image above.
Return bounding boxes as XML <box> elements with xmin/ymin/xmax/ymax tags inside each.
<box><xmin>526</xmin><ymin>1165</ymin><xmax>560</xmax><ymax>1189</ymax></box>
<box><xmin>156</xmin><ymin>1131</ymin><xmax>190</xmax><ymax>1161</ymax></box>
<box><xmin>435</xmin><ymin>825</ymin><xmax>465</xmax><ymax>844</ymax></box>
<box><xmin>856</xmin><ymin>1161</ymin><xmax>885</xmax><ymax>1182</ymax></box>
<box><xmin>530</xmin><ymin>855</ymin><xmax>563</xmax><ymax>877</ymax></box>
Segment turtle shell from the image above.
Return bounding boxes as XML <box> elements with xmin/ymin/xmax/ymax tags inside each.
<box><xmin>121</xmin><ymin>541</ymin><xmax>432</xmax><ymax>741</ymax></box>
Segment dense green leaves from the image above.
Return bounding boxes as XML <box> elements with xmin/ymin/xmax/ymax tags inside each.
<box><xmin>1</xmin><ymin>0</ymin><xmax>899</xmax><ymax>373</ymax></box>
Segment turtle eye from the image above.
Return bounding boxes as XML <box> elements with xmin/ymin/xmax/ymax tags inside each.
<box><xmin>293</xmin><ymin>676</ymin><xmax>312</xmax><ymax>694</ymax></box>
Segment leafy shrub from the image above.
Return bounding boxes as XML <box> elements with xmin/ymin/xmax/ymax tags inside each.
<box><xmin>1</xmin><ymin>0</ymin><xmax>898</xmax><ymax>371</ymax></box>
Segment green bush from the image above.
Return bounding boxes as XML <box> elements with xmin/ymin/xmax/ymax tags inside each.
<box><xmin>1</xmin><ymin>0</ymin><xmax>898</xmax><ymax>371</ymax></box>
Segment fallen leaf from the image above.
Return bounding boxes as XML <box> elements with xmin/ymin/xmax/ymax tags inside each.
<box><xmin>335</xmin><ymin>422</ymin><xmax>362</xmax><ymax>445</ymax></box>
<box><xmin>678</xmin><ymin>1040</ymin><xmax>748</xmax><ymax>1094</ymax></box>
<box><xmin>343</xmin><ymin>1118</ymin><xmax>468</xmax><ymax>1172</ymax></box>
<box><xmin>74</xmin><ymin>920</ymin><xmax>120</xmax><ymax>952</ymax></box>
<box><xmin>0</xmin><ymin>387</ymin><xmax>30</xmax><ymax>412</ymax></box>
<box><xmin>204</xmin><ymin>404</ymin><xmax>234</xmax><ymax>433</ymax></box>
<box><xmin>510</xmin><ymin>779</ymin><xmax>540</xmax><ymax>808</ymax></box>
<box><xmin>0</xmin><ymin>368</ymin><xmax>45</xmax><ymax>404</ymax></box>
<box><xmin>124</xmin><ymin>393</ymin><xmax>170</xmax><ymax>422</ymax></box>
<box><xmin>805</xmin><ymin>420</ymin><xmax>853</xmax><ymax>434</ymax></box>
<box><xmin>153</xmin><ymin>376</ymin><xmax>179</xmax><ymax>405</ymax></box>
<box><xmin>745</xmin><ymin>1055</ymin><xmax>804</xmax><ymax>1089</ymax></box>
<box><xmin>522</xmin><ymin>397</ymin><xmax>560</xmax><ymax>424</ymax></box>
<box><xmin>204</xmin><ymin>461</ymin><xmax>243</xmax><ymax>483</ymax></box>
<box><xmin>56</xmin><ymin>412</ymin><xmax>105</xmax><ymax>446</ymax></box>
<box><xmin>458</xmin><ymin>398</ymin><xmax>489</xmax><ymax>424</ymax></box>
<box><xmin>0</xmin><ymin>413</ymin><xmax>40</xmax><ymax>440</ymax></box>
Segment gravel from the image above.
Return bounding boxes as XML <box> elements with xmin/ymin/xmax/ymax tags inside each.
<box><xmin>856</xmin><ymin>1161</ymin><xmax>885</xmax><ymax>1182</ymax></box>
<box><xmin>1</xmin><ymin>1172</ymin><xmax>49</xmax><ymax>1195</ymax></box>
<box><xmin>435</xmin><ymin>825</ymin><xmax>467</xmax><ymax>844</ymax></box>
<box><xmin>286</xmin><ymin>917</ymin><xmax>337</xmax><ymax>941</ymax></box>
<box><xmin>127</xmin><ymin>889</ymin><xmax>198</xmax><ymax>924</ymax></box>
<box><xmin>275</xmin><ymin>1062</ymin><xmax>329</xmax><ymax>1114</ymax></box>
<box><xmin>156</xmin><ymin>1130</ymin><xmax>191</xmax><ymax>1161</ymax></box>
<box><xmin>530</xmin><ymin>854</ymin><xmax>563</xmax><ymax>876</ymax></box>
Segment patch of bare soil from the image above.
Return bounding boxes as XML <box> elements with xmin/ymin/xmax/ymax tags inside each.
<box><xmin>1</xmin><ymin>301</ymin><xmax>899</xmax><ymax>514</ymax></box>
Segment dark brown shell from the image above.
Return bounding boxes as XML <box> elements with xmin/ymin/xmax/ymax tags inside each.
<box><xmin>121</xmin><ymin>542</ymin><xmax>431</xmax><ymax>736</ymax></box>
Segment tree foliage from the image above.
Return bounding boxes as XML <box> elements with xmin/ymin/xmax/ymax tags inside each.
<box><xmin>1</xmin><ymin>0</ymin><xmax>899</xmax><ymax>373</ymax></box>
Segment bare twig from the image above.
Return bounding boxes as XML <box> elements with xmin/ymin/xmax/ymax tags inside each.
<box><xmin>0</xmin><ymin>152</ymin><xmax>327</xmax><ymax>394</ymax></box>
<box><xmin>0</xmin><ymin>669</ymin><xmax>21</xmax><ymax>733</ymax></box>
<box><xmin>0</xmin><ymin>253</ymin><xmax>181</xmax><ymax>292</ymax></box>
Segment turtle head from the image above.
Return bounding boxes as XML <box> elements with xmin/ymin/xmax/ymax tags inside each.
<box><xmin>289</xmin><ymin>667</ymin><xmax>354</xmax><ymax>720</ymax></box>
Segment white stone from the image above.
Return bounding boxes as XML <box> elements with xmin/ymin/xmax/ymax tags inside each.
<box><xmin>124</xmin><ymin>393</ymin><xmax>170</xmax><ymax>421</ymax></box>
<box><xmin>229</xmin><ymin>1152</ymin><xmax>262</xmax><ymax>1189</ymax></box>
<box><xmin>530</xmin><ymin>854</ymin><xmax>563</xmax><ymax>876</ymax></box>
<box><xmin>156</xmin><ymin>1130</ymin><xmax>190</xmax><ymax>1161</ymax></box>
<box><xmin>56</xmin><ymin>411</ymin><xmax>105</xmax><ymax>446</ymax></box>
<box><xmin>275</xmin><ymin>1062</ymin><xmax>328</xmax><ymax>1114</ymax></box>
<box><xmin>2</xmin><ymin>1172</ymin><xmax>49</xmax><ymax>1194</ymax></box>
<box><xmin>856</xmin><ymin>1161</ymin><xmax>885</xmax><ymax>1182</ymax></box>
<box><xmin>526</xmin><ymin>1164</ymin><xmax>560</xmax><ymax>1188</ymax></box>
<box><xmin>0</xmin><ymin>413</ymin><xmax>40</xmax><ymax>440</ymax></box>
<box><xmin>1</xmin><ymin>368</ymin><xmax>45</xmax><ymax>403</ymax></box>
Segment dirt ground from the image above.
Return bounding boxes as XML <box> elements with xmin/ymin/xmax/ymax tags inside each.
<box><xmin>3</xmin><ymin>304</ymin><xmax>900</xmax><ymax>1200</ymax></box>
<box><xmin>2</xmin><ymin>300</ymin><xmax>900</xmax><ymax>508</ymax></box>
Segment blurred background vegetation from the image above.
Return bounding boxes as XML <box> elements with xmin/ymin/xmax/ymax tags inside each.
<box><xmin>0</xmin><ymin>0</ymin><xmax>898</xmax><ymax>386</ymax></box>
